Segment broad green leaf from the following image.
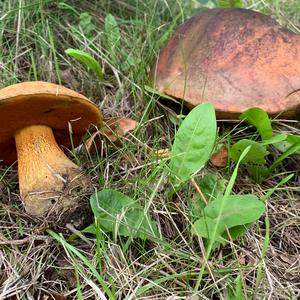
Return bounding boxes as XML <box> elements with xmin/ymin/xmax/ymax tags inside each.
<box><xmin>192</xmin><ymin>195</ymin><xmax>265</xmax><ymax>242</ymax></box>
<box><xmin>169</xmin><ymin>103</ymin><xmax>217</xmax><ymax>184</ymax></box>
<box><xmin>240</xmin><ymin>107</ymin><xmax>272</xmax><ymax>140</ymax></box>
<box><xmin>262</xmin><ymin>134</ymin><xmax>287</xmax><ymax>145</ymax></box>
<box><xmin>65</xmin><ymin>48</ymin><xmax>103</xmax><ymax>80</ymax></box>
<box><xmin>90</xmin><ymin>189</ymin><xmax>159</xmax><ymax>241</ymax></box>
<box><xmin>223</xmin><ymin>224</ymin><xmax>251</xmax><ymax>241</ymax></box>
<box><xmin>246</xmin><ymin>165</ymin><xmax>269</xmax><ymax>183</ymax></box>
<box><xmin>194</xmin><ymin>147</ymin><xmax>251</xmax><ymax>289</ymax></box>
<box><xmin>189</xmin><ymin>174</ymin><xmax>226</xmax><ymax>221</ymax></box>
<box><xmin>215</xmin><ymin>0</ymin><xmax>244</xmax><ymax>8</ymax></box>
<box><xmin>274</xmin><ymin>134</ymin><xmax>300</xmax><ymax>153</ymax></box>
<box><xmin>105</xmin><ymin>14</ymin><xmax>120</xmax><ymax>47</ymax></box>
<box><xmin>197</xmin><ymin>174</ymin><xmax>225</xmax><ymax>202</ymax></box>
<box><xmin>287</xmin><ymin>135</ymin><xmax>300</xmax><ymax>144</ymax></box>
<box><xmin>79</xmin><ymin>12</ymin><xmax>95</xmax><ymax>37</ymax></box>
<box><xmin>230</xmin><ymin>139</ymin><xmax>267</xmax><ymax>164</ymax></box>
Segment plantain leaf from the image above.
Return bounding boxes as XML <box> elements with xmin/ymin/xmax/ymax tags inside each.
<box><xmin>230</xmin><ymin>139</ymin><xmax>268</xmax><ymax>164</ymax></box>
<box><xmin>89</xmin><ymin>189</ymin><xmax>159</xmax><ymax>241</ymax></box>
<box><xmin>104</xmin><ymin>14</ymin><xmax>121</xmax><ymax>49</ymax></box>
<box><xmin>169</xmin><ymin>103</ymin><xmax>217</xmax><ymax>185</ymax></box>
<box><xmin>192</xmin><ymin>195</ymin><xmax>265</xmax><ymax>242</ymax></box>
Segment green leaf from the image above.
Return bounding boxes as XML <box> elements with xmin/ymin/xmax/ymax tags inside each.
<box><xmin>287</xmin><ymin>135</ymin><xmax>300</xmax><ymax>144</ymax></box>
<box><xmin>105</xmin><ymin>14</ymin><xmax>121</xmax><ymax>48</ymax></box>
<box><xmin>65</xmin><ymin>48</ymin><xmax>103</xmax><ymax>80</ymax></box>
<box><xmin>223</xmin><ymin>224</ymin><xmax>252</xmax><ymax>241</ymax></box>
<box><xmin>189</xmin><ymin>175</ymin><xmax>226</xmax><ymax>221</ymax></box>
<box><xmin>169</xmin><ymin>103</ymin><xmax>217</xmax><ymax>185</ymax></box>
<box><xmin>215</xmin><ymin>0</ymin><xmax>244</xmax><ymax>8</ymax></box>
<box><xmin>82</xmin><ymin>224</ymin><xmax>97</xmax><ymax>235</ymax></box>
<box><xmin>262</xmin><ymin>134</ymin><xmax>287</xmax><ymax>146</ymax></box>
<box><xmin>79</xmin><ymin>12</ymin><xmax>95</xmax><ymax>37</ymax></box>
<box><xmin>90</xmin><ymin>189</ymin><xmax>159</xmax><ymax>241</ymax></box>
<box><xmin>274</xmin><ymin>134</ymin><xmax>300</xmax><ymax>153</ymax></box>
<box><xmin>194</xmin><ymin>146</ymin><xmax>251</xmax><ymax>289</ymax></box>
<box><xmin>240</xmin><ymin>107</ymin><xmax>272</xmax><ymax>140</ymax></box>
<box><xmin>104</xmin><ymin>14</ymin><xmax>121</xmax><ymax>64</ymax></box>
<box><xmin>192</xmin><ymin>195</ymin><xmax>265</xmax><ymax>242</ymax></box>
<box><xmin>246</xmin><ymin>165</ymin><xmax>269</xmax><ymax>183</ymax></box>
<box><xmin>197</xmin><ymin>174</ymin><xmax>226</xmax><ymax>202</ymax></box>
<box><xmin>230</xmin><ymin>139</ymin><xmax>268</xmax><ymax>164</ymax></box>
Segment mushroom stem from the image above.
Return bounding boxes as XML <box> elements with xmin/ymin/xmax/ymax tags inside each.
<box><xmin>15</xmin><ymin>125</ymin><xmax>90</xmax><ymax>217</ymax></box>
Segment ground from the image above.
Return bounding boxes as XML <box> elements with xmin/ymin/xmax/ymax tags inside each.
<box><xmin>0</xmin><ymin>0</ymin><xmax>299</xmax><ymax>299</ymax></box>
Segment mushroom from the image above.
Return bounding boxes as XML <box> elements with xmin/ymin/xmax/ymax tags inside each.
<box><xmin>0</xmin><ymin>81</ymin><xmax>102</xmax><ymax>226</ymax></box>
<box><xmin>151</xmin><ymin>8</ymin><xmax>300</xmax><ymax>119</ymax></box>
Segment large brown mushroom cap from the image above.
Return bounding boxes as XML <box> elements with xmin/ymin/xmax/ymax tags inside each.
<box><xmin>0</xmin><ymin>81</ymin><xmax>102</xmax><ymax>164</ymax></box>
<box><xmin>151</xmin><ymin>8</ymin><xmax>300</xmax><ymax>119</ymax></box>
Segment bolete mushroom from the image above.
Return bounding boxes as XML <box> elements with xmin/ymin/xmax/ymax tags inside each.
<box><xmin>0</xmin><ymin>81</ymin><xmax>102</xmax><ymax>226</ymax></box>
<box><xmin>151</xmin><ymin>8</ymin><xmax>300</xmax><ymax>119</ymax></box>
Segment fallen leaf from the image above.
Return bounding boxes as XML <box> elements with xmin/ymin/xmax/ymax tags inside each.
<box><xmin>85</xmin><ymin>117</ymin><xmax>137</xmax><ymax>154</ymax></box>
<box><xmin>210</xmin><ymin>146</ymin><xmax>228</xmax><ymax>167</ymax></box>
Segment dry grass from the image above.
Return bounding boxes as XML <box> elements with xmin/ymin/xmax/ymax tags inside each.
<box><xmin>0</xmin><ymin>0</ymin><xmax>300</xmax><ymax>299</ymax></box>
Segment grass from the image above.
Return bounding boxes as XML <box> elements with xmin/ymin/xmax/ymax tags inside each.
<box><xmin>0</xmin><ymin>0</ymin><xmax>300</xmax><ymax>299</ymax></box>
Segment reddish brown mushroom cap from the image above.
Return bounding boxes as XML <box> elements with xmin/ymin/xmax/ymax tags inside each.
<box><xmin>0</xmin><ymin>81</ymin><xmax>103</xmax><ymax>164</ymax></box>
<box><xmin>151</xmin><ymin>8</ymin><xmax>300</xmax><ymax>119</ymax></box>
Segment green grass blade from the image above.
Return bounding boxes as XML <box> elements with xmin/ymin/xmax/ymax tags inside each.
<box><xmin>194</xmin><ymin>146</ymin><xmax>251</xmax><ymax>291</ymax></box>
<box><xmin>47</xmin><ymin>230</ymin><xmax>115</xmax><ymax>300</ymax></box>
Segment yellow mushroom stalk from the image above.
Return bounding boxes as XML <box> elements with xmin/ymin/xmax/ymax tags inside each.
<box><xmin>15</xmin><ymin>124</ymin><xmax>90</xmax><ymax>216</ymax></box>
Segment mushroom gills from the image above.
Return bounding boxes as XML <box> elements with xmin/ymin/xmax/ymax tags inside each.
<box><xmin>15</xmin><ymin>124</ymin><xmax>90</xmax><ymax>216</ymax></box>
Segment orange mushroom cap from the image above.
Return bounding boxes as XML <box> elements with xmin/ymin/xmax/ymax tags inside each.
<box><xmin>151</xmin><ymin>8</ymin><xmax>300</xmax><ymax>119</ymax></box>
<box><xmin>0</xmin><ymin>81</ymin><xmax>102</xmax><ymax>164</ymax></box>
